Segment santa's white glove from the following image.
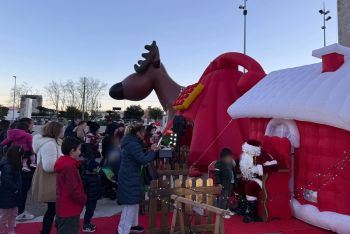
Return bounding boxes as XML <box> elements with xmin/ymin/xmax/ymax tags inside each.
<box><xmin>251</xmin><ymin>165</ymin><xmax>263</xmax><ymax>176</ymax></box>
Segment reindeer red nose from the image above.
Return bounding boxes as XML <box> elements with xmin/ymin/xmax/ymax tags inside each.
<box><xmin>109</xmin><ymin>82</ymin><xmax>125</xmax><ymax>100</ymax></box>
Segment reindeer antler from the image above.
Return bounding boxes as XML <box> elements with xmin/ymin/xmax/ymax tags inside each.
<box><xmin>134</xmin><ymin>41</ymin><xmax>161</xmax><ymax>73</ymax></box>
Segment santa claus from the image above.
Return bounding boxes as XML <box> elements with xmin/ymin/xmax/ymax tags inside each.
<box><xmin>233</xmin><ymin>140</ymin><xmax>278</xmax><ymax>223</ymax></box>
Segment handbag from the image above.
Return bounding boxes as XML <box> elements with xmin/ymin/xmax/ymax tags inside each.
<box><xmin>31</xmin><ymin>143</ymin><xmax>59</xmax><ymax>203</ymax></box>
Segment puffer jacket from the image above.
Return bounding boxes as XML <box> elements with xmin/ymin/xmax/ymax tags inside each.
<box><xmin>0</xmin><ymin>159</ymin><xmax>21</xmax><ymax>208</ymax></box>
<box><xmin>117</xmin><ymin>134</ymin><xmax>156</xmax><ymax>205</ymax></box>
<box><xmin>0</xmin><ymin>129</ymin><xmax>32</xmax><ymax>152</ymax></box>
<box><xmin>81</xmin><ymin>158</ymin><xmax>101</xmax><ymax>201</ymax></box>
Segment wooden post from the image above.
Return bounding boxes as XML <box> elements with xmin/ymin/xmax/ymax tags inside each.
<box><xmin>171</xmin><ymin>194</ymin><xmax>228</xmax><ymax>234</ymax></box>
<box><xmin>148</xmin><ymin>180</ymin><xmax>158</xmax><ymax>234</ymax></box>
<box><xmin>170</xmin><ymin>201</ymin><xmax>179</xmax><ymax>234</ymax></box>
<box><xmin>206</xmin><ymin>178</ymin><xmax>214</xmax><ymax>234</ymax></box>
<box><xmin>194</xmin><ymin>178</ymin><xmax>203</xmax><ymax>224</ymax></box>
<box><xmin>214</xmin><ymin>214</ymin><xmax>220</xmax><ymax>234</ymax></box>
<box><xmin>184</xmin><ymin>178</ymin><xmax>192</xmax><ymax>226</ymax></box>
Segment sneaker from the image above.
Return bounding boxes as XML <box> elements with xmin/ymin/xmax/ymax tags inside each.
<box><xmin>22</xmin><ymin>167</ymin><xmax>31</xmax><ymax>172</ymax></box>
<box><xmin>226</xmin><ymin>209</ymin><xmax>235</xmax><ymax>216</ymax></box>
<box><xmin>130</xmin><ymin>226</ymin><xmax>145</xmax><ymax>233</ymax></box>
<box><xmin>82</xmin><ymin>224</ymin><xmax>96</xmax><ymax>233</ymax></box>
<box><xmin>30</xmin><ymin>163</ymin><xmax>37</xmax><ymax>168</ymax></box>
<box><xmin>16</xmin><ymin>211</ymin><xmax>35</xmax><ymax>221</ymax></box>
<box><xmin>223</xmin><ymin>214</ymin><xmax>232</xmax><ymax>219</ymax></box>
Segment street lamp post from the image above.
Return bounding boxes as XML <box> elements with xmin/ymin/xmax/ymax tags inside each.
<box><xmin>239</xmin><ymin>0</ymin><xmax>248</xmax><ymax>55</ymax></box>
<box><xmin>319</xmin><ymin>2</ymin><xmax>332</xmax><ymax>47</ymax></box>
<box><xmin>12</xmin><ymin>76</ymin><xmax>17</xmax><ymax>121</ymax></box>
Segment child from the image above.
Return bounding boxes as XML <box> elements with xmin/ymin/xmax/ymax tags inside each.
<box><xmin>85</xmin><ymin>122</ymin><xmax>101</xmax><ymax>157</ymax></box>
<box><xmin>0</xmin><ymin>122</ymin><xmax>36</xmax><ymax>171</ymax></box>
<box><xmin>80</xmin><ymin>143</ymin><xmax>101</xmax><ymax>233</ymax></box>
<box><xmin>215</xmin><ymin>148</ymin><xmax>237</xmax><ymax>219</ymax></box>
<box><xmin>0</xmin><ymin>145</ymin><xmax>23</xmax><ymax>234</ymax></box>
<box><xmin>54</xmin><ymin>137</ymin><xmax>87</xmax><ymax>234</ymax></box>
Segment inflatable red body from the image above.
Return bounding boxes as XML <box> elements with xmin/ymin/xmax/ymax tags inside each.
<box><xmin>174</xmin><ymin>53</ymin><xmax>266</xmax><ymax>171</ymax></box>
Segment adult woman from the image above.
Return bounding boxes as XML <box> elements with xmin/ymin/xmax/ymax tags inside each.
<box><xmin>117</xmin><ymin>124</ymin><xmax>159</xmax><ymax>234</ymax></box>
<box><xmin>32</xmin><ymin>121</ymin><xmax>64</xmax><ymax>234</ymax></box>
<box><xmin>73</xmin><ymin>121</ymin><xmax>87</xmax><ymax>142</ymax></box>
<box><xmin>1</xmin><ymin>121</ymin><xmax>36</xmax><ymax>222</ymax></box>
<box><xmin>102</xmin><ymin>123</ymin><xmax>124</xmax><ymax>165</ymax></box>
<box><xmin>100</xmin><ymin>124</ymin><xmax>124</xmax><ymax>199</ymax></box>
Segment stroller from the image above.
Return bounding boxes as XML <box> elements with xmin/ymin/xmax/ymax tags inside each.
<box><xmin>100</xmin><ymin>147</ymin><xmax>121</xmax><ymax>200</ymax></box>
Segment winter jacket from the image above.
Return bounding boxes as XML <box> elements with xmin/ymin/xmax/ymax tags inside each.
<box><xmin>117</xmin><ymin>134</ymin><xmax>156</xmax><ymax>205</ymax></box>
<box><xmin>0</xmin><ymin>129</ymin><xmax>33</xmax><ymax>152</ymax></box>
<box><xmin>64</xmin><ymin>122</ymin><xmax>76</xmax><ymax>138</ymax></box>
<box><xmin>33</xmin><ymin>134</ymin><xmax>62</xmax><ymax>173</ymax></box>
<box><xmin>214</xmin><ymin>160</ymin><xmax>237</xmax><ymax>190</ymax></box>
<box><xmin>81</xmin><ymin>159</ymin><xmax>101</xmax><ymax>201</ymax></box>
<box><xmin>54</xmin><ymin>156</ymin><xmax>87</xmax><ymax>217</ymax></box>
<box><xmin>75</xmin><ymin>128</ymin><xmax>86</xmax><ymax>142</ymax></box>
<box><xmin>0</xmin><ymin>159</ymin><xmax>21</xmax><ymax>208</ymax></box>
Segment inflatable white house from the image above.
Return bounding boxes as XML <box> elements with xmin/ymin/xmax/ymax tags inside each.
<box><xmin>228</xmin><ymin>43</ymin><xmax>350</xmax><ymax>234</ymax></box>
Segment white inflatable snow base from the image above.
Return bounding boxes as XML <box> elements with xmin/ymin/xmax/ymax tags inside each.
<box><xmin>292</xmin><ymin>199</ymin><xmax>350</xmax><ymax>234</ymax></box>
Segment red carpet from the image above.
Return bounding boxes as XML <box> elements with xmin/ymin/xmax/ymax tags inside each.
<box><xmin>16</xmin><ymin>214</ymin><xmax>332</xmax><ymax>234</ymax></box>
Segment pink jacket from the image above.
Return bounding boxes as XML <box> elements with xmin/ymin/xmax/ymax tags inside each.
<box><xmin>0</xmin><ymin>129</ymin><xmax>33</xmax><ymax>152</ymax></box>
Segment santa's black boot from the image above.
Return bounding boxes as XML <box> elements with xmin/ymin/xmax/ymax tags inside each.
<box><xmin>232</xmin><ymin>195</ymin><xmax>247</xmax><ymax>216</ymax></box>
<box><xmin>243</xmin><ymin>200</ymin><xmax>262</xmax><ymax>223</ymax></box>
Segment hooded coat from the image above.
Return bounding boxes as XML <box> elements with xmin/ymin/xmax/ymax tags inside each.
<box><xmin>117</xmin><ymin>134</ymin><xmax>156</xmax><ymax>205</ymax></box>
<box><xmin>54</xmin><ymin>156</ymin><xmax>86</xmax><ymax>217</ymax></box>
<box><xmin>0</xmin><ymin>159</ymin><xmax>21</xmax><ymax>208</ymax></box>
<box><xmin>0</xmin><ymin>129</ymin><xmax>32</xmax><ymax>152</ymax></box>
<box><xmin>32</xmin><ymin>134</ymin><xmax>62</xmax><ymax>173</ymax></box>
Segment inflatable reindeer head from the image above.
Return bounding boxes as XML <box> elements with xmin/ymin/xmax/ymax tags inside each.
<box><xmin>109</xmin><ymin>41</ymin><xmax>182</xmax><ymax>117</ymax></box>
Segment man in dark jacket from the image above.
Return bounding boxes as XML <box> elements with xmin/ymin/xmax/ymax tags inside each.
<box><xmin>117</xmin><ymin>124</ymin><xmax>158</xmax><ymax>234</ymax></box>
<box><xmin>215</xmin><ymin>148</ymin><xmax>237</xmax><ymax>218</ymax></box>
<box><xmin>64</xmin><ymin>118</ymin><xmax>80</xmax><ymax>138</ymax></box>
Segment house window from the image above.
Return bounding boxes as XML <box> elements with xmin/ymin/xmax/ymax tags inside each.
<box><xmin>265</xmin><ymin>119</ymin><xmax>300</xmax><ymax>149</ymax></box>
<box><xmin>265</xmin><ymin>119</ymin><xmax>300</xmax><ymax>195</ymax></box>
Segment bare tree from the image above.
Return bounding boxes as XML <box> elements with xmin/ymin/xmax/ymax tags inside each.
<box><xmin>76</xmin><ymin>77</ymin><xmax>107</xmax><ymax>115</ymax></box>
<box><xmin>59</xmin><ymin>81</ymin><xmax>67</xmax><ymax>111</ymax></box>
<box><xmin>44</xmin><ymin>81</ymin><xmax>61</xmax><ymax>113</ymax></box>
<box><xmin>42</xmin><ymin>77</ymin><xmax>107</xmax><ymax>116</ymax></box>
<box><xmin>9</xmin><ymin>82</ymin><xmax>34</xmax><ymax>108</ymax></box>
<box><xmin>62</xmin><ymin>79</ymin><xmax>79</xmax><ymax>108</ymax></box>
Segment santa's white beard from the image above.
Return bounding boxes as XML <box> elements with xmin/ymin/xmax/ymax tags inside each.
<box><xmin>240</xmin><ymin>153</ymin><xmax>254</xmax><ymax>180</ymax></box>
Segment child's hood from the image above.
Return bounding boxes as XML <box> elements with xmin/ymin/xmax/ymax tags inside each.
<box><xmin>54</xmin><ymin>156</ymin><xmax>80</xmax><ymax>173</ymax></box>
<box><xmin>7</xmin><ymin>129</ymin><xmax>30</xmax><ymax>141</ymax></box>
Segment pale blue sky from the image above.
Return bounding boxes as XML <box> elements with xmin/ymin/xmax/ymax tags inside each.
<box><xmin>0</xmin><ymin>0</ymin><xmax>338</xmax><ymax>109</ymax></box>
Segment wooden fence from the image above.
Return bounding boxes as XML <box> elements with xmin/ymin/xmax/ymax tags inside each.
<box><xmin>148</xmin><ymin>147</ymin><xmax>221</xmax><ymax>234</ymax></box>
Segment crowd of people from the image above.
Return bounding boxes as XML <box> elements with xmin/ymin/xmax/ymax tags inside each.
<box><xmin>0</xmin><ymin>116</ymin><xmax>274</xmax><ymax>234</ymax></box>
<box><xmin>0</xmin><ymin>117</ymin><xmax>162</xmax><ymax>234</ymax></box>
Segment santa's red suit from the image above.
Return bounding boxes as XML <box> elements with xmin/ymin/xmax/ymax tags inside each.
<box><xmin>234</xmin><ymin>140</ymin><xmax>278</xmax><ymax>223</ymax></box>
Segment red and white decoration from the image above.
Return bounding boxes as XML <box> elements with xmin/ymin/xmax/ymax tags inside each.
<box><xmin>228</xmin><ymin>43</ymin><xmax>350</xmax><ymax>233</ymax></box>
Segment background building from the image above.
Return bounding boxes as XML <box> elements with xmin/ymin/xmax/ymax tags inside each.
<box><xmin>338</xmin><ymin>0</ymin><xmax>350</xmax><ymax>47</ymax></box>
<box><xmin>20</xmin><ymin>95</ymin><xmax>43</xmax><ymax>118</ymax></box>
